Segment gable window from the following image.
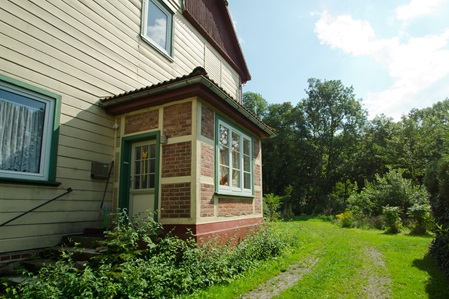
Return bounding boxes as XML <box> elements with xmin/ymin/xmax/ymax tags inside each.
<box><xmin>141</xmin><ymin>0</ymin><xmax>173</xmax><ymax>56</ymax></box>
<box><xmin>0</xmin><ymin>78</ymin><xmax>59</xmax><ymax>183</ymax></box>
<box><xmin>217</xmin><ymin>119</ymin><xmax>253</xmax><ymax>196</ymax></box>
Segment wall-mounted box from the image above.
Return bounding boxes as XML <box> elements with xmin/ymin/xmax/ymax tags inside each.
<box><xmin>91</xmin><ymin>162</ymin><xmax>111</xmax><ymax>180</ymax></box>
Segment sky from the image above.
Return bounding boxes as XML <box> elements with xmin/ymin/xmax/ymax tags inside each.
<box><xmin>228</xmin><ymin>0</ymin><xmax>449</xmax><ymax>120</ymax></box>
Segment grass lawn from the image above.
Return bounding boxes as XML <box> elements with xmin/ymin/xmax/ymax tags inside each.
<box><xmin>190</xmin><ymin>216</ymin><xmax>449</xmax><ymax>298</ymax></box>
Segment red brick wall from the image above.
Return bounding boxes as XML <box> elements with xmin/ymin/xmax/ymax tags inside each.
<box><xmin>125</xmin><ymin>109</ymin><xmax>158</xmax><ymax>134</ymax></box>
<box><xmin>201</xmin><ymin>104</ymin><xmax>214</xmax><ymax>140</ymax></box>
<box><xmin>254</xmin><ymin>191</ymin><xmax>262</xmax><ymax>214</ymax></box>
<box><xmin>163</xmin><ymin>102</ymin><xmax>192</xmax><ymax>137</ymax></box>
<box><xmin>254</xmin><ymin>138</ymin><xmax>261</xmax><ymax>160</ymax></box>
<box><xmin>200</xmin><ymin>183</ymin><xmax>215</xmax><ymax>217</ymax></box>
<box><xmin>254</xmin><ymin>164</ymin><xmax>261</xmax><ymax>187</ymax></box>
<box><xmin>218</xmin><ymin>197</ymin><xmax>253</xmax><ymax>217</ymax></box>
<box><xmin>162</xmin><ymin>141</ymin><xmax>191</xmax><ymax>177</ymax></box>
<box><xmin>161</xmin><ymin>183</ymin><xmax>191</xmax><ymax>218</ymax></box>
<box><xmin>201</xmin><ymin>143</ymin><xmax>214</xmax><ymax>177</ymax></box>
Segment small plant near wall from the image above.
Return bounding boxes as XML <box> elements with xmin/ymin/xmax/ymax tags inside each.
<box><xmin>263</xmin><ymin>193</ymin><xmax>282</xmax><ymax>221</ymax></box>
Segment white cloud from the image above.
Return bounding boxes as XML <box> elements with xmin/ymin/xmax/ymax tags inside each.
<box><xmin>147</xmin><ymin>18</ymin><xmax>167</xmax><ymax>48</ymax></box>
<box><xmin>315</xmin><ymin>11</ymin><xmax>376</xmax><ymax>56</ymax></box>
<box><xmin>315</xmin><ymin>10</ymin><xmax>449</xmax><ymax>119</ymax></box>
<box><xmin>396</xmin><ymin>0</ymin><xmax>447</xmax><ymax>22</ymax></box>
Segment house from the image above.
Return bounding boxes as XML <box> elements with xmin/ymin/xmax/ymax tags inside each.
<box><xmin>0</xmin><ymin>0</ymin><xmax>274</xmax><ymax>258</ymax></box>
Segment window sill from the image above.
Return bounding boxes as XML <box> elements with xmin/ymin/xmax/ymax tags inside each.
<box><xmin>140</xmin><ymin>35</ymin><xmax>174</xmax><ymax>62</ymax></box>
<box><xmin>215</xmin><ymin>190</ymin><xmax>254</xmax><ymax>198</ymax></box>
<box><xmin>0</xmin><ymin>177</ymin><xmax>61</xmax><ymax>187</ymax></box>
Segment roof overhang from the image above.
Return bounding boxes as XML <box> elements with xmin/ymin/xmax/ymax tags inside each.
<box><xmin>99</xmin><ymin>69</ymin><xmax>275</xmax><ymax>139</ymax></box>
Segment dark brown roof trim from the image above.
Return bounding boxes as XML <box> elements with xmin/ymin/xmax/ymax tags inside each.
<box><xmin>100</xmin><ymin>67</ymin><xmax>274</xmax><ymax>139</ymax></box>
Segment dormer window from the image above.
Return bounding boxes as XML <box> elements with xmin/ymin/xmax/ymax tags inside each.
<box><xmin>141</xmin><ymin>0</ymin><xmax>173</xmax><ymax>57</ymax></box>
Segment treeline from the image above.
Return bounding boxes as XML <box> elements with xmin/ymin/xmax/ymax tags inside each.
<box><xmin>245</xmin><ymin>78</ymin><xmax>449</xmax><ymax>215</ymax></box>
<box><xmin>248</xmin><ymin>78</ymin><xmax>449</xmax><ymax>276</ymax></box>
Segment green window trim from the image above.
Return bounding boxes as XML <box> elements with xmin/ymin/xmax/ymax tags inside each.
<box><xmin>0</xmin><ymin>74</ymin><xmax>61</xmax><ymax>186</ymax></box>
<box><xmin>215</xmin><ymin>116</ymin><xmax>254</xmax><ymax>197</ymax></box>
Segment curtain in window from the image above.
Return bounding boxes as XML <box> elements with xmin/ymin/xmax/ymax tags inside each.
<box><xmin>0</xmin><ymin>100</ymin><xmax>44</xmax><ymax>173</ymax></box>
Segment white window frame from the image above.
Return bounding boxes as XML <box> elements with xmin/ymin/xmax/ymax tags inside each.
<box><xmin>0</xmin><ymin>81</ymin><xmax>55</xmax><ymax>182</ymax></box>
<box><xmin>216</xmin><ymin>119</ymin><xmax>253</xmax><ymax>196</ymax></box>
<box><xmin>141</xmin><ymin>0</ymin><xmax>173</xmax><ymax>57</ymax></box>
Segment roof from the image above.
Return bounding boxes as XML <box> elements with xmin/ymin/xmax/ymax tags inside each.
<box><xmin>100</xmin><ymin>67</ymin><xmax>275</xmax><ymax>139</ymax></box>
<box><xmin>182</xmin><ymin>0</ymin><xmax>251</xmax><ymax>83</ymax></box>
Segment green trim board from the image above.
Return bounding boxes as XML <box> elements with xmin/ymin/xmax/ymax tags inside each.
<box><xmin>0</xmin><ymin>73</ymin><xmax>61</xmax><ymax>185</ymax></box>
<box><xmin>119</xmin><ymin>131</ymin><xmax>161</xmax><ymax>221</ymax></box>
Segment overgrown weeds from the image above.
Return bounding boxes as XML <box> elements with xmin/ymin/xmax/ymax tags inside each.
<box><xmin>2</xmin><ymin>211</ymin><xmax>289</xmax><ymax>299</ymax></box>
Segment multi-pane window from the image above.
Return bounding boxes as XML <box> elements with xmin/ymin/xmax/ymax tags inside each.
<box><xmin>0</xmin><ymin>80</ymin><xmax>56</xmax><ymax>181</ymax></box>
<box><xmin>133</xmin><ymin>143</ymin><xmax>156</xmax><ymax>190</ymax></box>
<box><xmin>218</xmin><ymin>120</ymin><xmax>253</xmax><ymax>195</ymax></box>
<box><xmin>141</xmin><ymin>0</ymin><xmax>173</xmax><ymax>56</ymax></box>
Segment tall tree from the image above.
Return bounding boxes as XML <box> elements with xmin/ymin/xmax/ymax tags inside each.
<box><xmin>296</xmin><ymin>78</ymin><xmax>367</xmax><ymax>211</ymax></box>
<box><xmin>242</xmin><ymin>92</ymin><xmax>268</xmax><ymax>120</ymax></box>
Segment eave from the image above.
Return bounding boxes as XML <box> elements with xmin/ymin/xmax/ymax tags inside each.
<box><xmin>99</xmin><ymin>69</ymin><xmax>274</xmax><ymax>139</ymax></box>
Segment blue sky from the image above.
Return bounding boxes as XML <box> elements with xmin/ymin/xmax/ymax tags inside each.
<box><xmin>228</xmin><ymin>0</ymin><xmax>449</xmax><ymax>120</ymax></box>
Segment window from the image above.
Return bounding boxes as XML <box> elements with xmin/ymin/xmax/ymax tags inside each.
<box><xmin>0</xmin><ymin>78</ymin><xmax>59</xmax><ymax>183</ymax></box>
<box><xmin>132</xmin><ymin>141</ymin><xmax>156</xmax><ymax>190</ymax></box>
<box><xmin>217</xmin><ymin>119</ymin><xmax>253</xmax><ymax>196</ymax></box>
<box><xmin>141</xmin><ymin>0</ymin><xmax>173</xmax><ymax>56</ymax></box>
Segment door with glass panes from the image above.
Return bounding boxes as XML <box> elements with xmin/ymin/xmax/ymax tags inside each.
<box><xmin>129</xmin><ymin>140</ymin><xmax>156</xmax><ymax>217</ymax></box>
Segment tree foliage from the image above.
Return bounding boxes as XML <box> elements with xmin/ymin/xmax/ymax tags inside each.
<box><xmin>243</xmin><ymin>82</ymin><xmax>448</xmax><ymax>217</ymax></box>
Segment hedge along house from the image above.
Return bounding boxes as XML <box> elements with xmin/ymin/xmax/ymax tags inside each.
<box><xmin>0</xmin><ymin>0</ymin><xmax>274</xmax><ymax>258</ymax></box>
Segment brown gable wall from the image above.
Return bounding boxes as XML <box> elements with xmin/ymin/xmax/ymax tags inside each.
<box><xmin>183</xmin><ymin>0</ymin><xmax>250</xmax><ymax>83</ymax></box>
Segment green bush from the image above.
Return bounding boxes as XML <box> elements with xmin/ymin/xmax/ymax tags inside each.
<box><xmin>346</xmin><ymin>170</ymin><xmax>430</xmax><ymax>229</ymax></box>
<box><xmin>407</xmin><ymin>203</ymin><xmax>433</xmax><ymax>235</ymax></box>
<box><xmin>335</xmin><ymin>211</ymin><xmax>354</xmax><ymax>228</ymax></box>
<box><xmin>263</xmin><ymin>193</ymin><xmax>282</xmax><ymax>221</ymax></box>
<box><xmin>383</xmin><ymin>205</ymin><xmax>402</xmax><ymax>234</ymax></box>
<box><xmin>4</xmin><ymin>211</ymin><xmax>289</xmax><ymax>298</ymax></box>
<box><xmin>424</xmin><ymin>158</ymin><xmax>449</xmax><ymax>277</ymax></box>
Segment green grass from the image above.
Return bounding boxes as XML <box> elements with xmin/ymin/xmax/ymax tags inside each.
<box><xmin>190</xmin><ymin>216</ymin><xmax>449</xmax><ymax>299</ymax></box>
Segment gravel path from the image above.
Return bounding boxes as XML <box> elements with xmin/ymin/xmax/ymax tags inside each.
<box><xmin>239</xmin><ymin>255</ymin><xmax>319</xmax><ymax>299</ymax></box>
<box><xmin>239</xmin><ymin>246</ymin><xmax>391</xmax><ymax>299</ymax></box>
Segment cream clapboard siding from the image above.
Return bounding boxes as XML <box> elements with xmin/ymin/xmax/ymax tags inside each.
<box><xmin>0</xmin><ymin>0</ymin><xmax>243</xmax><ymax>253</ymax></box>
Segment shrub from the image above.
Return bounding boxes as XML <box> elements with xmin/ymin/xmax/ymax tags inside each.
<box><xmin>4</xmin><ymin>211</ymin><xmax>289</xmax><ymax>298</ymax></box>
<box><xmin>335</xmin><ymin>211</ymin><xmax>354</xmax><ymax>228</ymax></box>
<box><xmin>407</xmin><ymin>203</ymin><xmax>433</xmax><ymax>235</ymax></box>
<box><xmin>263</xmin><ymin>193</ymin><xmax>282</xmax><ymax>221</ymax></box>
<box><xmin>424</xmin><ymin>157</ymin><xmax>449</xmax><ymax>277</ymax></box>
<box><xmin>346</xmin><ymin>170</ymin><xmax>430</xmax><ymax>228</ymax></box>
<box><xmin>383</xmin><ymin>205</ymin><xmax>402</xmax><ymax>234</ymax></box>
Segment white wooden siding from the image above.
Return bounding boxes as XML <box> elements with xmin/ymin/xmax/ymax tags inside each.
<box><xmin>0</xmin><ymin>0</ymin><xmax>243</xmax><ymax>253</ymax></box>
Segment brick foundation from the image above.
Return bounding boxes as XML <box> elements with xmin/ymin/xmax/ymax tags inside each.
<box><xmin>162</xmin><ymin>217</ymin><xmax>263</xmax><ymax>244</ymax></box>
